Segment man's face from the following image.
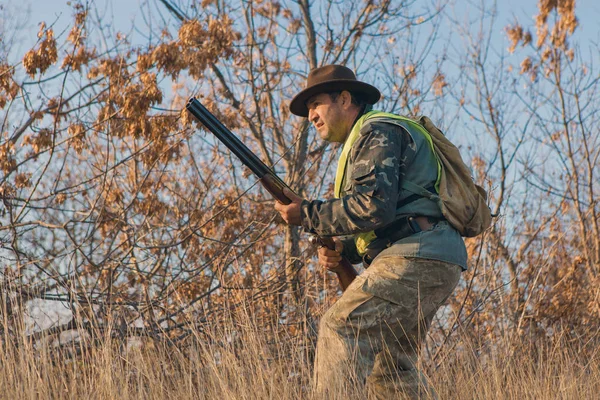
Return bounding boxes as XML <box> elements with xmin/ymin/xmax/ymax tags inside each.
<box><xmin>306</xmin><ymin>92</ymin><xmax>352</xmax><ymax>143</ymax></box>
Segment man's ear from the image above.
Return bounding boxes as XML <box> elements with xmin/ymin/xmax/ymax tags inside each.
<box><xmin>340</xmin><ymin>90</ymin><xmax>353</xmax><ymax>109</ymax></box>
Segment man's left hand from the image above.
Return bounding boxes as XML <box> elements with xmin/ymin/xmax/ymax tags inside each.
<box><xmin>274</xmin><ymin>188</ymin><xmax>304</xmax><ymax>226</ymax></box>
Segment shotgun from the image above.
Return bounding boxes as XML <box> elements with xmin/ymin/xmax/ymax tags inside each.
<box><xmin>185</xmin><ymin>97</ymin><xmax>357</xmax><ymax>289</ymax></box>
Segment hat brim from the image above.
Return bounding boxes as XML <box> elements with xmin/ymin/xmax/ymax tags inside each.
<box><xmin>289</xmin><ymin>80</ymin><xmax>381</xmax><ymax>117</ymax></box>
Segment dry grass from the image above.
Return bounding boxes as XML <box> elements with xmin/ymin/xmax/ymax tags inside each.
<box><xmin>1</xmin><ymin>310</ymin><xmax>599</xmax><ymax>400</ymax></box>
<box><xmin>433</xmin><ymin>337</ymin><xmax>600</xmax><ymax>399</ymax></box>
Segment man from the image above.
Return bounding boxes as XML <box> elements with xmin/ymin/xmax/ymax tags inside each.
<box><xmin>275</xmin><ymin>65</ymin><xmax>467</xmax><ymax>399</ymax></box>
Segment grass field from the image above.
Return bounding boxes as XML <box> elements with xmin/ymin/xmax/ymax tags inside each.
<box><xmin>2</xmin><ymin>307</ymin><xmax>599</xmax><ymax>400</ymax></box>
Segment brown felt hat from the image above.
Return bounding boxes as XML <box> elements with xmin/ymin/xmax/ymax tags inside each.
<box><xmin>289</xmin><ymin>65</ymin><xmax>381</xmax><ymax>117</ymax></box>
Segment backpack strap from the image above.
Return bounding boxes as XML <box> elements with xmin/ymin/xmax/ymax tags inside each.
<box><xmin>396</xmin><ymin>182</ymin><xmax>438</xmax><ymax>209</ymax></box>
<box><xmin>397</xmin><ymin>180</ymin><xmax>441</xmax><ymax>211</ymax></box>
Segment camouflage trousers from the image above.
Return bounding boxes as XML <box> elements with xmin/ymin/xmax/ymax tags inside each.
<box><xmin>313</xmin><ymin>256</ymin><xmax>461</xmax><ymax>399</ymax></box>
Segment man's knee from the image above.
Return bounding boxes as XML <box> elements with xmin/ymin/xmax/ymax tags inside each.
<box><xmin>318</xmin><ymin>305</ymin><xmax>341</xmax><ymax>335</ymax></box>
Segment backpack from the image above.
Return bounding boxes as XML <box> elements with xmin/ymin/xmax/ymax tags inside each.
<box><xmin>404</xmin><ymin>116</ymin><xmax>492</xmax><ymax>237</ymax></box>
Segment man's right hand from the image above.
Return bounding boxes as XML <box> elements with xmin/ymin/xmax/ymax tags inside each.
<box><xmin>317</xmin><ymin>238</ymin><xmax>345</xmax><ymax>272</ymax></box>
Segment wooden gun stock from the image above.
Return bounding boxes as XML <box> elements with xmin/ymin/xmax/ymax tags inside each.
<box><xmin>310</xmin><ymin>236</ymin><xmax>358</xmax><ymax>291</ymax></box>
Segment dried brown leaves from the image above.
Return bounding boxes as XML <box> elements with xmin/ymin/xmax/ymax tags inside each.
<box><xmin>61</xmin><ymin>47</ymin><xmax>95</xmax><ymax>72</ymax></box>
<box><xmin>22</xmin><ymin>24</ymin><xmax>58</xmax><ymax>78</ymax></box>
<box><xmin>507</xmin><ymin>0</ymin><xmax>579</xmax><ymax>81</ymax></box>
<box><xmin>0</xmin><ymin>63</ymin><xmax>19</xmax><ymax>108</ymax></box>
<box><xmin>22</xmin><ymin>128</ymin><xmax>53</xmax><ymax>154</ymax></box>
<box><xmin>432</xmin><ymin>72</ymin><xmax>448</xmax><ymax>97</ymax></box>
<box><xmin>0</xmin><ymin>142</ymin><xmax>16</xmax><ymax>173</ymax></box>
<box><xmin>506</xmin><ymin>24</ymin><xmax>532</xmax><ymax>54</ymax></box>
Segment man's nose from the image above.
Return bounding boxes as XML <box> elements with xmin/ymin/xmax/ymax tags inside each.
<box><xmin>308</xmin><ymin>108</ymin><xmax>318</xmax><ymax>123</ymax></box>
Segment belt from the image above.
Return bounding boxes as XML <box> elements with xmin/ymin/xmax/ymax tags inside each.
<box><xmin>412</xmin><ymin>216</ymin><xmax>440</xmax><ymax>231</ymax></box>
<box><xmin>362</xmin><ymin>215</ymin><xmax>445</xmax><ymax>265</ymax></box>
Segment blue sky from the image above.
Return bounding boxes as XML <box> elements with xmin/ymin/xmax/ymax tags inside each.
<box><xmin>9</xmin><ymin>0</ymin><xmax>600</xmax><ymax>55</ymax></box>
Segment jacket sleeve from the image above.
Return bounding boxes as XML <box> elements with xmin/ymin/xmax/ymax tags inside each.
<box><xmin>300</xmin><ymin>121</ymin><xmax>407</xmax><ymax>237</ymax></box>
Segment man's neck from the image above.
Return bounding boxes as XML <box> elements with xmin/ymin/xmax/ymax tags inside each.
<box><xmin>342</xmin><ymin>105</ymin><xmax>369</xmax><ymax>143</ymax></box>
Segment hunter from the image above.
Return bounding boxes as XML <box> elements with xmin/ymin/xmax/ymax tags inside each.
<box><xmin>275</xmin><ymin>65</ymin><xmax>468</xmax><ymax>399</ymax></box>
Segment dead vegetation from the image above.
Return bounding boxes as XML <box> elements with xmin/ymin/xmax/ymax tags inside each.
<box><xmin>0</xmin><ymin>0</ymin><xmax>598</xmax><ymax>398</ymax></box>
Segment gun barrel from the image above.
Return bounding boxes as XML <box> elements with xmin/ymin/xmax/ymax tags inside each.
<box><xmin>186</xmin><ymin>98</ymin><xmax>266</xmax><ymax>176</ymax></box>
<box><xmin>186</xmin><ymin>97</ymin><xmax>291</xmax><ymax>204</ymax></box>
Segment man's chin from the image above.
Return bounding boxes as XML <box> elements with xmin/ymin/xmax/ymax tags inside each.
<box><xmin>320</xmin><ymin>133</ymin><xmax>342</xmax><ymax>143</ymax></box>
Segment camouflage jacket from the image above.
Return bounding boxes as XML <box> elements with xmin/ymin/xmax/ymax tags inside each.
<box><xmin>300</xmin><ymin>113</ymin><xmax>468</xmax><ymax>268</ymax></box>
